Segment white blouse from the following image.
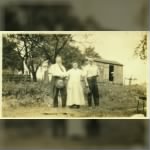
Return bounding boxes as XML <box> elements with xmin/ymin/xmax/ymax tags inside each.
<box><xmin>48</xmin><ymin>64</ymin><xmax>67</xmax><ymax>77</ymax></box>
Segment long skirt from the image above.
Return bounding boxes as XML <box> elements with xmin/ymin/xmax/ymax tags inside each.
<box><xmin>67</xmin><ymin>81</ymin><xmax>85</xmax><ymax>106</ymax></box>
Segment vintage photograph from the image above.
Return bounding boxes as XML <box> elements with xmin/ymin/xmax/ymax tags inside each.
<box><xmin>0</xmin><ymin>119</ymin><xmax>149</xmax><ymax>149</ymax></box>
<box><xmin>2</xmin><ymin>32</ymin><xmax>147</xmax><ymax>118</ymax></box>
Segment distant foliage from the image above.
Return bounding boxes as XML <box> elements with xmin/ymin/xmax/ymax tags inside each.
<box><xmin>135</xmin><ymin>34</ymin><xmax>147</xmax><ymax>60</ymax></box>
<box><xmin>84</xmin><ymin>47</ymin><xmax>101</xmax><ymax>59</ymax></box>
<box><xmin>3</xmin><ymin>37</ymin><xmax>23</xmax><ymax>72</ymax></box>
<box><xmin>4</xmin><ymin>34</ymin><xmax>102</xmax><ymax>81</ymax></box>
<box><xmin>60</xmin><ymin>45</ymin><xmax>85</xmax><ymax>69</ymax></box>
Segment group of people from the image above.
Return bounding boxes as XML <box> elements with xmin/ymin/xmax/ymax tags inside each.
<box><xmin>49</xmin><ymin>56</ymin><xmax>100</xmax><ymax>108</ymax></box>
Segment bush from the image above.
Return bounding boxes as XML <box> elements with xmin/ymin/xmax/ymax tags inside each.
<box><xmin>3</xmin><ymin>81</ymin><xmax>146</xmax><ymax>109</ymax></box>
<box><xmin>2</xmin><ymin>81</ymin><xmax>52</xmax><ymax>106</ymax></box>
<box><xmin>98</xmin><ymin>83</ymin><xmax>146</xmax><ymax>110</ymax></box>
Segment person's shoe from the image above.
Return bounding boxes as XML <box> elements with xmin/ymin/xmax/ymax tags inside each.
<box><xmin>69</xmin><ymin>105</ymin><xmax>74</xmax><ymax>108</ymax></box>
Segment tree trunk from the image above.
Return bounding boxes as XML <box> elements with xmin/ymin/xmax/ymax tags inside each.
<box><xmin>21</xmin><ymin>60</ymin><xmax>24</xmax><ymax>74</ymax></box>
<box><xmin>32</xmin><ymin>71</ymin><xmax>37</xmax><ymax>82</ymax></box>
<box><xmin>52</xmin><ymin>55</ymin><xmax>56</xmax><ymax>64</ymax></box>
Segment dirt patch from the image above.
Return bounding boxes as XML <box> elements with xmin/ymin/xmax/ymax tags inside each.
<box><xmin>2</xmin><ymin>100</ymin><xmax>144</xmax><ymax>118</ymax></box>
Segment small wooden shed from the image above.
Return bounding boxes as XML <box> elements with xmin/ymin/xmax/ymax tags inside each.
<box><xmin>94</xmin><ymin>58</ymin><xmax>123</xmax><ymax>84</ymax></box>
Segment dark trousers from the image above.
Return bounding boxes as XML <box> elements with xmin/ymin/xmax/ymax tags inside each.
<box><xmin>87</xmin><ymin>76</ymin><xmax>99</xmax><ymax>106</ymax></box>
<box><xmin>53</xmin><ymin>87</ymin><xmax>67</xmax><ymax>107</ymax></box>
<box><xmin>51</xmin><ymin>76</ymin><xmax>67</xmax><ymax>107</ymax></box>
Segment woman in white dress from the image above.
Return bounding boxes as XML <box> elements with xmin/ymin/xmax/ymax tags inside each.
<box><xmin>66</xmin><ymin>62</ymin><xmax>88</xmax><ymax>108</ymax></box>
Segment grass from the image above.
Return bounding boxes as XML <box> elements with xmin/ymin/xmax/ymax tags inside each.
<box><xmin>2</xmin><ymin>81</ymin><xmax>147</xmax><ymax>117</ymax></box>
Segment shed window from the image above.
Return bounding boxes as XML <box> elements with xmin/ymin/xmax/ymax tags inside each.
<box><xmin>109</xmin><ymin>65</ymin><xmax>114</xmax><ymax>81</ymax></box>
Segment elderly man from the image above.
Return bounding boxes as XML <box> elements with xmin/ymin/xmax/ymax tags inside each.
<box><xmin>49</xmin><ymin>56</ymin><xmax>67</xmax><ymax>107</ymax></box>
<box><xmin>85</xmin><ymin>58</ymin><xmax>100</xmax><ymax>107</ymax></box>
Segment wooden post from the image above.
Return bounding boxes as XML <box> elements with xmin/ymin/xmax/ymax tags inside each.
<box><xmin>124</xmin><ymin>77</ymin><xmax>137</xmax><ymax>85</ymax></box>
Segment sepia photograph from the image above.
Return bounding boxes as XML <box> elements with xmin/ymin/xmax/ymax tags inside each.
<box><xmin>2</xmin><ymin>31</ymin><xmax>148</xmax><ymax>118</ymax></box>
<box><xmin>0</xmin><ymin>119</ymin><xmax>149</xmax><ymax>149</ymax></box>
<box><xmin>0</xmin><ymin>0</ymin><xmax>149</xmax><ymax>150</ymax></box>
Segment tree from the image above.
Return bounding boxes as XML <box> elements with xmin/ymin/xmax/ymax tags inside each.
<box><xmin>7</xmin><ymin>34</ymin><xmax>46</xmax><ymax>81</ymax></box>
<box><xmin>60</xmin><ymin>45</ymin><xmax>85</xmax><ymax>70</ymax></box>
<box><xmin>42</xmin><ymin>34</ymin><xmax>72</xmax><ymax>64</ymax></box>
<box><xmin>4</xmin><ymin>34</ymin><xmax>101</xmax><ymax>81</ymax></box>
<box><xmin>84</xmin><ymin>47</ymin><xmax>101</xmax><ymax>59</ymax></box>
<box><xmin>42</xmin><ymin>34</ymin><xmax>85</xmax><ymax>69</ymax></box>
<box><xmin>5</xmin><ymin>34</ymin><xmax>72</xmax><ymax>81</ymax></box>
<box><xmin>3</xmin><ymin>36</ymin><xmax>22</xmax><ymax>73</ymax></box>
<box><xmin>134</xmin><ymin>34</ymin><xmax>147</xmax><ymax>60</ymax></box>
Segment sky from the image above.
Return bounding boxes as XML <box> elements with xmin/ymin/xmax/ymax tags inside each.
<box><xmin>73</xmin><ymin>31</ymin><xmax>148</xmax><ymax>84</ymax></box>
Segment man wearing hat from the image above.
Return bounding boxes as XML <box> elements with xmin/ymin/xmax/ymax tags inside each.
<box><xmin>84</xmin><ymin>58</ymin><xmax>100</xmax><ymax>107</ymax></box>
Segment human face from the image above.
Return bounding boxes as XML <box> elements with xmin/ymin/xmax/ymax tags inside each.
<box><xmin>73</xmin><ymin>62</ymin><xmax>78</xmax><ymax>69</ymax></box>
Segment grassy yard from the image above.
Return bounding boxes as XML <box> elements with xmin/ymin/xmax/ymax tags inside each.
<box><xmin>2</xmin><ymin>98</ymin><xmax>141</xmax><ymax>118</ymax></box>
<box><xmin>2</xmin><ymin>81</ymin><xmax>147</xmax><ymax>118</ymax></box>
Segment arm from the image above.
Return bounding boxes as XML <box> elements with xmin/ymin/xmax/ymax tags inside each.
<box><xmin>96</xmin><ymin>66</ymin><xmax>100</xmax><ymax>78</ymax></box>
<box><xmin>84</xmin><ymin>76</ymin><xmax>89</xmax><ymax>87</ymax></box>
<box><xmin>81</xmin><ymin>70</ymin><xmax>88</xmax><ymax>87</ymax></box>
<box><xmin>48</xmin><ymin>65</ymin><xmax>53</xmax><ymax>76</ymax></box>
<box><xmin>65</xmin><ymin>70</ymin><xmax>70</xmax><ymax>80</ymax></box>
<box><xmin>62</xmin><ymin>66</ymin><xmax>67</xmax><ymax>78</ymax></box>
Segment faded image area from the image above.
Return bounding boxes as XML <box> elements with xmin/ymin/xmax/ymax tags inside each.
<box><xmin>0</xmin><ymin>0</ymin><xmax>148</xmax><ymax>30</ymax></box>
<box><xmin>2</xmin><ymin>32</ymin><xmax>147</xmax><ymax>118</ymax></box>
<box><xmin>0</xmin><ymin>120</ymin><xmax>148</xmax><ymax>149</ymax></box>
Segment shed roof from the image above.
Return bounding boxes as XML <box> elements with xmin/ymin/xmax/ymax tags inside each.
<box><xmin>94</xmin><ymin>58</ymin><xmax>123</xmax><ymax>66</ymax></box>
